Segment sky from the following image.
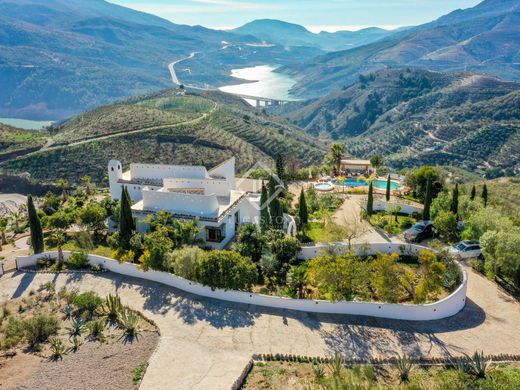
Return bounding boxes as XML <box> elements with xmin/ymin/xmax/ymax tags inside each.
<box><xmin>109</xmin><ymin>0</ymin><xmax>482</xmax><ymax>31</ymax></box>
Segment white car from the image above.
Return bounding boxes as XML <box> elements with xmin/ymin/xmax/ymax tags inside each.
<box><xmin>449</xmin><ymin>241</ymin><xmax>482</xmax><ymax>259</ymax></box>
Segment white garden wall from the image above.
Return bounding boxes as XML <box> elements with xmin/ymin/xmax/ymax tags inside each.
<box><xmin>363</xmin><ymin>200</ymin><xmax>423</xmax><ymax>215</ymax></box>
<box><xmin>16</xmin><ymin>243</ymin><xmax>467</xmax><ymax>321</ymax></box>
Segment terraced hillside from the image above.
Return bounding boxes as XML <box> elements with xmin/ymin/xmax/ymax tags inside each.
<box><xmin>1</xmin><ymin>90</ymin><xmax>326</xmax><ymax>185</ymax></box>
<box><xmin>274</xmin><ymin>69</ymin><xmax>520</xmax><ymax>174</ymax></box>
<box><xmin>0</xmin><ymin>123</ymin><xmax>47</xmax><ymax>161</ymax></box>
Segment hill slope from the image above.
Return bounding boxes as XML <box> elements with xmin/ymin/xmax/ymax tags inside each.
<box><xmin>273</xmin><ymin>68</ymin><xmax>520</xmax><ymax>174</ymax></box>
<box><xmin>0</xmin><ymin>90</ymin><xmax>326</xmax><ymax>185</ymax></box>
<box><xmin>282</xmin><ymin>0</ymin><xmax>520</xmax><ymax>97</ymax></box>
<box><xmin>0</xmin><ymin>0</ymin><xmax>320</xmax><ymax>120</ymax></box>
<box><xmin>231</xmin><ymin>19</ymin><xmax>394</xmax><ymax>51</ymax></box>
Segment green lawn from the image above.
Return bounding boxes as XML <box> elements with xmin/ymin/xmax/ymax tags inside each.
<box><xmin>368</xmin><ymin>211</ymin><xmax>416</xmax><ymax>234</ymax></box>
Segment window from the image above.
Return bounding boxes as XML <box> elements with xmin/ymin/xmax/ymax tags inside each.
<box><xmin>206</xmin><ymin>226</ymin><xmax>225</xmax><ymax>243</ymax></box>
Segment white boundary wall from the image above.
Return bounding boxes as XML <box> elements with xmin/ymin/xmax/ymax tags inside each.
<box><xmin>361</xmin><ymin>200</ymin><xmax>423</xmax><ymax>215</ymax></box>
<box><xmin>16</xmin><ymin>243</ymin><xmax>467</xmax><ymax>321</ymax></box>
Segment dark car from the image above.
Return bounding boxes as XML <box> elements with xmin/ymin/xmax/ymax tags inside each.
<box><xmin>403</xmin><ymin>221</ymin><xmax>434</xmax><ymax>243</ymax></box>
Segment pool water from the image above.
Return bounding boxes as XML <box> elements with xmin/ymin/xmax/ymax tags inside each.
<box><xmin>334</xmin><ymin>178</ymin><xmax>402</xmax><ymax>190</ymax></box>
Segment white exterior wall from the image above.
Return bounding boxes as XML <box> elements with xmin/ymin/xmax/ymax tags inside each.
<box><xmin>362</xmin><ymin>201</ymin><xmax>423</xmax><ymax>216</ymax></box>
<box><xmin>16</xmin><ymin>243</ymin><xmax>467</xmax><ymax>321</ymax></box>
<box><xmin>130</xmin><ymin>163</ymin><xmax>208</xmax><ymax>180</ymax></box>
<box><xmin>142</xmin><ymin>190</ymin><xmax>220</xmax><ymax>218</ymax></box>
<box><xmin>108</xmin><ymin>160</ymin><xmax>123</xmax><ymax>200</ymax></box>
<box><xmin>163</xmin><ymin>178</ymin><xmax>230</xmax><ymax>197</ymax></box>
<box><xmin>208</xmin><ymin>157</ymin><xmax>236</xmax><ymax>189</ymax></box>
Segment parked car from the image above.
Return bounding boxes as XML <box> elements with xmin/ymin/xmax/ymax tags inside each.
<box><xmin>449</xmin><ymin>241</ymin><xmax>482</xmax><ymax>259</ymax></box>
<box><xmin>403</xmin><ymin>221</ymin><xmax>434</xmax><ymax>243</ymax></box>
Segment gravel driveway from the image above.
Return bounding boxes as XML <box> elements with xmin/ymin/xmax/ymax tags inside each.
<box><xmin>0</xmin><ymin>263</ymin><xmax>519</xmax><ymax>390</ymax></box>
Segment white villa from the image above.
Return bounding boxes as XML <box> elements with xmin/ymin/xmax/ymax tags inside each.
<box><xmin>108</xmin><ymin>158</ymin><xmax>262</xmax><ymax>249</ymax></box>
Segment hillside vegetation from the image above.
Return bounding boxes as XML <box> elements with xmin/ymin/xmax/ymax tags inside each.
<box><xmin>0</xmin><ymin>90</ymin><xmax>326</xmax><ymax>185</ymax></box>
<box><xmin>281</xmin><ymin>0</ymin><xmax>520</xmax><ymax>97</ymax></box>
<box><xmin>0</xmin><ymin>123</ymin><xmax>47</xmax><ymax>159</ymax></box>
<box><xmin>274</xmin><ymin>68</ymin><xmax>520</xmax><ymax>174</ymax></box>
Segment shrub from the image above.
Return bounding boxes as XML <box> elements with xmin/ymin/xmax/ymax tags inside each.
<box><xmin>23</xmin><ymin>314</ymin><xmax>59</xmax><ymax>347</ymax></box>
<box><xmin>133</xmin><ymin>362</ymin><xmax>148</xmax><ymax>384</ymax></box>
<box><xmin>73</xmin><ymin>291</ymin><xmax>102</xmax><ymax>315</ymax></box>
<box><xmin>87</xmin><ymin>318</ymin><xmax>106</xmax><ymax>341</ymax></box>
<box><xmin>194</xmin><ymin>250</ymin><xmax>257</xmax><ymax>291</ymax></box>
<box><xmin>167</xmin><ymin>246</ymin><xmax>206</xmax><ymax>280</ymax></box>
<box><xmin>67</xmin><ymin>251</ymin><xmax>89</xmax><ymax>269</ymax></box>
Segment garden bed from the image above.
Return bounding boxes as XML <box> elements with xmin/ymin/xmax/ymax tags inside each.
<box><xmin>0</xmin><ymin>285</ymin><xmax>159</xmax><ymax>390</ymax></box>
<box><xmin>241</xmin><ymin>360</ymin><xmax>520</xmax><ymax>389</ymax></box>
<box><xmin>21</xmin><ymin>252</ymin><xmax>106</xmax><ymax>273</ymax></box>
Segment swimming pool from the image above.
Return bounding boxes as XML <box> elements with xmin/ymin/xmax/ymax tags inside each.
<box><xmin>334</xmin><ymin>178</ymin><xmax>402</xmax><ymax>190</ymax></box>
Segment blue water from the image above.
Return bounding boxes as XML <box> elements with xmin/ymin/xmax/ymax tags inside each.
<box><xmin>334</xmin><ymin>178</ymin><xmax>402</xmax><ymax>190</ymax></box>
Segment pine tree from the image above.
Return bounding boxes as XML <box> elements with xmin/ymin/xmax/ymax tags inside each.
<box><xmin>470</xmin><ymin>185</ymin><xmax>476</xmax><ymax>201</ymax></box>
<box><xmin>275</xmin><ymin>153</ymin><xmax>285</xmax><ymax>182</ymax></box>
<box><xmin>119</xmin><ymin>187</ymin><xmax>135</xmax><ymax>249</ymax></box>
<box><xmin>298</xmin><ymin>189</ymin><xmax>308</xmax><ymax>226</ymax></box>
<box><xmin>385</xmin><ymin>174</ymin><xmax>391</xmax><ymax>202</ymax></box>
<box><xmin>482</xmin><ymin>184</ymin><xmax>488</xmax><ymax>207</ymax></box>
<box><xmin>367</xmin><ymin>182</ymin><xmax>374</xmax><ymax>216</ymax></box>
<box><xmin>260</xmin><ymin>184</ymin><xmax>271</xmax><ymax>233</ymax></box>
<box><xmin>27</xmin><ymin>194</ymin><xmax>44</xmax><ymax>254</ymax></box>
<box><xmin>451</xmin><ymin>183</ymin><xmax>459</xmax><ymax>216</ymax></box>
<box><xmin>423</xmin><ymin>177</ymin><xmax>432</xmax><ymax>221</ymax></box>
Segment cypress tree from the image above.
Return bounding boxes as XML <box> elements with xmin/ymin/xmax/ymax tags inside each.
<box><xmin>385</xmin><ymin>174</ymin><xmax>391</xmax><ymax>202</ymax></box>
<box><xmin>367</xmin><ymin>182</ymin><xmax>374</xmax><ymax>216</ymax></box>
<box><xmin>482</xmin><ymin>184</ymin><xmax>488</xmax><ymax>207</ymax></box>
<box><xmin>119</xmin><ymin>186</ymin><xmax>135</xmax><ymax>249</ymax></box>
<box><xmin>451</xmin><ymin>183</ymin><xmax>459</xmax><ymax>216</ymax></box>
<box><xmin>298</xmin><ymin>189</ymin><xmax>308</xmax><ymax>226</ymax></box>
<box><xmin>27</xmin><ymin>195</ymin><xmax>44</xmax><ymax>254</ymax></box>
<box><xmin>470</xmin><ymin>185</ymin><xmax>476</xmax><ymax>201</ymax></box>
<box><xmin>423</xmin><ymin>177</ymin><xmax>432</xmax><ymax>221</ymax></box>
<box><xmin>275</xmin><ymin>153</ymin><xmax>285</xmax><ymax>182</ymax></box>
<box><xmin>260</xmin><ymin>184</ymin><xmax>271</xmax><ymax>233</ymax></box>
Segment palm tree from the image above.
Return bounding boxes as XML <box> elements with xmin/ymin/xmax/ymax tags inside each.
<box><xmin>325</xmin><ymin>142</ymin><xmax>346</xmax><ymax>175</ymax></box>
<box><xmin>51</xmin><ymin>229</ymin><xmax>66</xmax><ymax>264</ymax></box>
<box><xmin>56</xmin><ymin>179</ymin><xmax>70</xmax><ymax>203</ymax></box>
<box><xmin>287</xmin><ymin>265</ymin><xmax>308</xmax><ymax>299</ymax></box>
<box><xmin>81</xmin><ymin>175</ymin><xmax>94</xmax><ymax>195</ymax></box>
<box><xmin>10</xmin><ymin>211</ymin><xmax>24</xmax><ymax>234</ymax></box>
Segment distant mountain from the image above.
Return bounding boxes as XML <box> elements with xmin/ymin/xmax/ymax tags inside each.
<box><xmin>282</xmin><ymin>0</ymin><xmax>520</xmax><ymax>97</ymax></box>
<box><xmin>273</xmin><ymin>68</ymin><xmax>520</xmax><ymax>174</ymax></box>
<box><xmin>231</xmin><ymin>19</ymin><xmax>396</xmax><ymax>51</ymax></box>
<box><xmin>0</xmin><ymin>0</ymin><xmax>319</xmax><ymax>120</ymax></box>
<box><xmin>1</xmin><ymin>89</ymin><xmax>326</xmax><ymax>186</ymax></box>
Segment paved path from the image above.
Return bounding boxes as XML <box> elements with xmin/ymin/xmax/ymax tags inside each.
<box><xmin>0</xmin><ymin>265</ymin><xmax>519</xmax><ymax>389</ymax></box>
<box><xmin>332</xmin><ymin>195</ymin><xmax>402</xmax><ymax>243</ymax></box>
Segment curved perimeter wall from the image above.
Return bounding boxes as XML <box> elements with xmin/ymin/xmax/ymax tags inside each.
<box><xmin>16</xmin><ymin>242</ymin><xmax>467</xmax><ymax>321</ymax></box>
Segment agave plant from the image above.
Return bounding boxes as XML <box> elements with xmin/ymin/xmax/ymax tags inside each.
<box><xmin>119</xmin><ymin>307</ymin><xmax>141</xmax><ymax>339</ymax></box>
<box><xmin>327</xmin><ymin>352</ymin><xmax>345</xmax><ymax>378</ymax></box>
<box><xmin>63</xmin><ymin>305</ymin><xmax>73</xmax><ymax>319</ymax></box>
<box><xmin>313</xmin><ymin>363</ymin><xmax>325</xmax><ymax>380</ymax></box>
<box><xmin>464</xmin><ymin>350</ymin><xmax>492</xmax><ymax>378</ymax></box>
<box><xmin>67</xmin><ymin>318</ymin><xmax>86</xmax><ymax>338</ymax></box>
<box><xmin>98</xmin><ymin>294</ymin><xmax>124</xmax><ymax>321</ymax></box>
<box><xmin>87</xmin><ymin>318</ymin><xmax>106</xmax><ymax>341</ymax></box>
<box><xmin>49</xmin><ymin>337</ymin><xmax>67</xmax><ymax>360</ymax></box>
<box><xmin>69</xmin><ymin>336</ymin><xmax>82</xmax><ymax>352</ymax></box>
<box><xmin>396</xmin><ymin>355</ymin><xmax>413</xmax><ymax>383</ymax></box>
